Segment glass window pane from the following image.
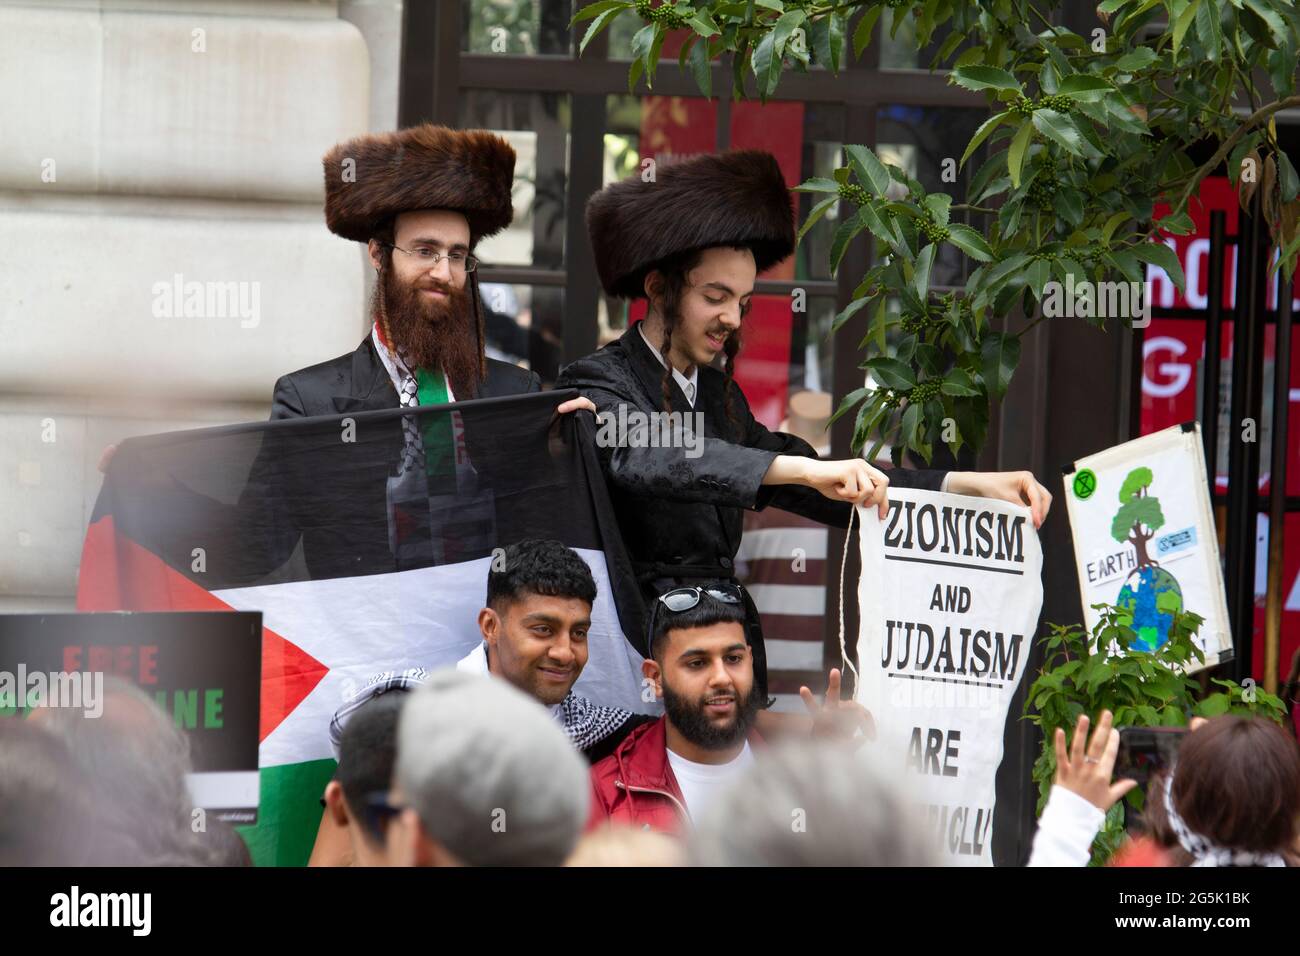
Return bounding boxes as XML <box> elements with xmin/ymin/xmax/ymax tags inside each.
<box><xmin>878</xmin><ymin>9</ymin><xmax>973</xmax><ymax>71</ymax></box>
<box><xmin>480</xmin><ymin>282</ymin><xmax>566</xmax><ymax>385</ymax></box>
<box><xmin>461</xmin><ymin>0</ymin><xmax>573</xmax><ymax>56</ymax></box>
<box><xmin>731</xmin><ymin>100</ymin><xmax>845</xmax><ymax>283</ymax></box>
<box><xmin>876</xmin><ymin>105</ymin><xmax>992</xmax><ymax>289</ymax></box>
<box><xmin>459</xmin><ymin>90</ymin><xmax>570</xmax><ymax>270</ymax></box>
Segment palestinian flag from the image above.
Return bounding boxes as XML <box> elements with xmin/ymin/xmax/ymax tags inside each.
<box><xmin>76</xmin><ymin>391</ymin><xmax>651</xmax><ymax>866</ymax></box>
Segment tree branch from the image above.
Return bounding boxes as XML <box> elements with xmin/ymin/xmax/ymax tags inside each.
<box><xmin>1171</xmin><ymin>96</ymin><xmax>1300</xmax><ymax>217</ymax></box>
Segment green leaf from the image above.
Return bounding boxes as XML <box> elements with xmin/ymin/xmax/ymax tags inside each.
<box><xmin>866</xmin><ymin>357</ymin><xmax>917</xmax><ymax>391</ymax></box>
<box><xmin>1278</xmin><ymin>150</ymin><xmax>1300</xmax><ymax>202</ymax></box>
<box><xmin>1007</xmin><ymin>121</ymin><xmax>1034</xmax><ymax>188</ymax></box>
<box><xmin>627</xmin><ymin>54</ymin><xmax>645</xmax><ymax>93</ymax></box>
<box><xmin>793</xmin><ymin>176</ymin><xmax>842</xmax><ymax>194</ymax></box>
<box><xmin>1197</xmin><ymin>692</ymin><xmax>1231</xmax><ymax>717</ymax></box>
<box><xmin>941</xmin><ymin>368</ymin><xmax>981</xmax><ymax>397</ymax></box>
<box><xmin>831</xmin><ymin>295</ymin><xmax>871</xmax><ymax>333</ymax></box>
<box><xmin>961</xmin><ymin>111</ymin><xmax>1012</xmax><ymax>168</ymax></box>
<box><xmin>580</xmin><ymin>5</ymin><xmax>628</xmax><ymax>53</ymax></box>
<box><xmin>1101</xmin><ymin>211</ymin><xmax>1130</xmax><ymax>245</ymax></box>
<box><xmin>630</xmin><ymin>22</ymin><xmax>657</xmax><ymax>61</ymax></box>
<box><xmin>901</xmin><ymin>402</ymin><xmax>923</xmax><ymax>450</ymax></box>
<box><xmin>1055</xmin><ymin>75</ymin><xmax>1113</xmax><ymax>102</ymax></box>
<box><xmin>797</xmin><ymin>194</ymin><xmax>838</xmax><ymax>241</ymax></box>
<box><xmin>572</xmin><ymin>0</ymin><xmax>631</xmax><ymax>24</ymax></box>
<box><xmin>1032</xmin><ymin>109</ymin><xmax>1084</xmax><ymax>156</ymax></box>
<box><xmin>1242</xmin><ymin>0</ymin><xmax>1286</xmax><ymax>48</ymax></box>
<box><xmin>952</xmin><ymin>65</ymin><xmax>1022</xmax><ymax>93</ymax></box>
<box><xmin>751</xmin><ymin>31</ymin><xmax>781</xmax><ymax>98</ymax></box>
<box><xmin>1107</xmin><ymin>46</ymin><xmax>1159</xmax><ymax>70</ymax></box>
<box><xmin>828</xmin><ymin>214</ymin><xmax>864</xmax><ymax>272</ymax></box>
<box><xmin>984</xmin><ymin>252</ymin><xmax>1032</xmax><ymax>289</ymax></box>
<box><xmin>828</xmin><ymin>387</ymin><xmax>870</xmax><ymax>427</ymax></box>
<box><xmin>755</xmin><ymin>0</ymin><xmax>785</xmax><ymax>11</ymax></box>
<box><xmin>688</xmin><ymin>9</ymin><xmax>721</xmax><ymax>36</ymax></box>
<box><xmin>981</xmin><ymin>332</ymin><xmax>1021</xmax><ymax>397</ymax></box>
<box><xmin>923</xmin><ymin>193</ymin><xmax>952</xmax><ymax>227</ymax></box>
<box><xmin>845</xmin><ymin>145</ymin><xmax>892</xmax><ymax>197</ymax></box>
<box><xmin>946</xmin><ymin>223</ymin><xmax>994</xmax><ymax>262</ymax></box>
<box><xmin>689</xmin><ymin>31</ymin><xmax>713</xmax><ymax>97</ymax></box>
<box><xmin>1052</xmin><ymin>188</ymin><xmax>1085</xmax><ymax>228</ymax></box>
<box><xmin>1172</xmin><ymin>0</ymin><xmax>1201</xmax><ymax>54</ymax></box>
<box><xmin>852</xmin><ymin>5</ymin><xmax>883</xmax><ymax>57</ymax></box>
<box><xmin>1025</xmin><ymin>258</ymin><xmax>1051</xmax><ymax>299</ymax></box>
<box><xmin>913</xmin><ymin>242</ymin><xmax>936</xmax><ymax>299</ymax></box>
<box><xmin>1133</xmin><ymin>241</ymin><xmax>1186</xmax><ymax>293</ymax></box>
<box><xmin>1195</xmin><ymin>0</ymin><xmax>1221</xmax><ymax>60</ymax></box>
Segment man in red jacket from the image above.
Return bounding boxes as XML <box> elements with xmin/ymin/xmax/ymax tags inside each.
<box><xmin>588</xmin><ymin>588</ymin><xmax>864</xmax><ymax>834</ymax></box>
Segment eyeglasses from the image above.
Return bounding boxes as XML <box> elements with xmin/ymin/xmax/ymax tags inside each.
<box><xmin>386</xmin><ymin>243</ymin><xmax>478</xmax><ymax>273</ymax></box>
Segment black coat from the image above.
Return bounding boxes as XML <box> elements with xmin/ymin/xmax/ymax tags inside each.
<box><xmin>269</xmin><ymin>335</ymin><xmax>541</xmax><ymax>418</ymax></box>
<box><xmin>199</xmin><ymin>337</ymin><xmax>543</xmax><ymax>582</ymax></box>
<box><xmin>557</xmin><ymin>325</ymin><xmax>947</xmax><ymax>581</ymax></box>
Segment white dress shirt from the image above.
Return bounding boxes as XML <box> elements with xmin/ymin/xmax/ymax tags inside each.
<box><xmin>637</xmin><ymin>321</ymin><xmax>698</xmax><ymax>407</ymax></box>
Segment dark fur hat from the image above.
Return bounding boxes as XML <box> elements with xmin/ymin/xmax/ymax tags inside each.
<box><xmin>586</xmin><ymin>150</ymin><xmax>795</xmax><ymax>298</ymax></box>
<box><xmin>323</xmin><ymin>124</ymin><xmax>516</xmax><ymax>245</ymax></box>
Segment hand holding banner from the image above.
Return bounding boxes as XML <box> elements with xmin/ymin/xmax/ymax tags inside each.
<box><xmin>854</xmin><ymin>487</ymin><xmax>1044</xmax><ymax>866</ymax></box>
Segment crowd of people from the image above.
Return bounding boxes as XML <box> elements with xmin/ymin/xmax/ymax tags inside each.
<box><xmin>6</xmin><ymin>537</ymin><xmax>1297</xmax><ymax>869</ymax></box>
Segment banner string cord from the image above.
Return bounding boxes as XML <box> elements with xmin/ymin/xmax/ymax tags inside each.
<box><xmin>836</xmin><ymin>503</ymin><xmax>860</xmax><ymax>686</ymax></box>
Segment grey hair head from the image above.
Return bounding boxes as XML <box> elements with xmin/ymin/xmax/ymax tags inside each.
<box><xmin>396</xmin><ymin>669</ymin><xmax>589</xmax><ymax>866</ymax></box>
<box><xmin>39</xmin><ymin>675</ymin><xmax>208</xmax><ymax>866</ymax></box>
<box><xmin>690</xmin><ymin>742</ymin><xmax>939</xmax><ymax>867</ymax></box>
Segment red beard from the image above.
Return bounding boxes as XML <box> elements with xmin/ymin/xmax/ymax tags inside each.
<box><xmin>375</xmin><ymin>264</ymin><xmax>481</xmax><ymax>399</ymax></box>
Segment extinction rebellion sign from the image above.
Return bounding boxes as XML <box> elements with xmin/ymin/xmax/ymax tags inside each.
<box><xmin>855</xmin><ymin>488</ymin><xmax>1043</xmax><ymax>866</ymax></box>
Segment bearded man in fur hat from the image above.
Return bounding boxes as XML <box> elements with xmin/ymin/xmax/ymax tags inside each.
<box><xmin>557</xmin><ymin>150</ymin><xmax>1052</xmax><ymax>701</ymax></box>
<box><xmin>276</xmin><ymin>124</ymin><xmax>592</xmax><ymax>417</ymax></box>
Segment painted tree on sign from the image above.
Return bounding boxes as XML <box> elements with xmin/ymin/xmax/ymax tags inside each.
<box><xmin>1111</xmin><ymin>466</ymin><xmax>1165</xmax><ymax>568</ymax></box>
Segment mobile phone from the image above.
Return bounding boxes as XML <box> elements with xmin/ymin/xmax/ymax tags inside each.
<box><xmin>1114</xmin><ymin>726</ymin><xmax>1189</xmax><ymax>785</ymax></box>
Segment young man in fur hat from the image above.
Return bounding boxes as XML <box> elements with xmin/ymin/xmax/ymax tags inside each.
<box><xmin>557</xmin><ymin>150</ymin><xmax>1052</xmax><ymax>700</ymax></box>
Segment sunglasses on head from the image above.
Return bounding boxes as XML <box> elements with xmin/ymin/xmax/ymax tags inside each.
<box><xmin>655</xmin><ymin>585</ymin><xmax>743</xmax><ymax>613</ymax></box>
<box><xmin>647</xmin><ymin>585</ymin><xmax>746</xmax><ymax>650</ymax></box>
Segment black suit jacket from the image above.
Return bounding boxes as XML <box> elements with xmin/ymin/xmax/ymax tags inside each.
<box><xmin>269</xmin><ymin>335</ymin><xmax>541</xmax><ymax>419</ymax></box>
<box><xmin>207</xmin><ymin>337</ymin><xmax>543</xmax><ymax>582</ymax></box>
<box><xmin>556</xmin><ymin>325</ymin><xmax>948</xmax><ymax>584</ymax></box>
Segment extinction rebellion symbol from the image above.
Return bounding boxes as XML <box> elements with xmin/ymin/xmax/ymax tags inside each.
<box><xmin>1073</xmin><ymin>469</ymin><xmax>1097</xmax><ymax>500</ymax></box>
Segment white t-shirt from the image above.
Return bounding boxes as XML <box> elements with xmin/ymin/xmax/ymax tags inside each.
<box><xmin>666</xmin><ymin>741</ymin><xmax>754</xmax><ymax>821</ymax></box>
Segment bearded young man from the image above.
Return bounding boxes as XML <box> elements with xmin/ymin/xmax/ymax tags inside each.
<box><xmin>587</xmin><ymin>589</ymin><xmax>768</xmax><ymax>833</ymax></box>
<box><xmin>557</xmin><ymin>150</ymin><xmax>1052</xmax><ymax>701</ymax></box>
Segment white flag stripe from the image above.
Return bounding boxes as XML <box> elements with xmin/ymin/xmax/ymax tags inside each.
<box><xmin>736</xmin><ymin>526</ymin><xmax>829</xmax><ymax>561</ymax></box>
<box><xmin>764</xmin><ymin>638</ymin><xmax>824</xmax><ymax>671</ymax></box>
<box><xmin>746</xmin><ymin>583</ymin><xmax>826</xmax><ymax>616</ymax></box>
<box><xmin>216</xmin><ymin>549</ymin><xmax>653</xmax><ymax>769</ymax></box>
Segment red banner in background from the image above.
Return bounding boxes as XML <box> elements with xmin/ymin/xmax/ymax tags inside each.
<box><xmin>1143</xmin><ymin>176</ymin><xmax>1300</xmax><ymax>686</ymax></box>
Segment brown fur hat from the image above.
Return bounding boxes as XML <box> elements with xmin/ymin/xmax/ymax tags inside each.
<box><xmin>586</xmin><ymin>150</ymin><xmax>795</xmax><ymax>298</ymax></box>
<box><xmin>323</xmin><ymin>124</ymin><xmax>516</xmax><ymax>245</ymax></box>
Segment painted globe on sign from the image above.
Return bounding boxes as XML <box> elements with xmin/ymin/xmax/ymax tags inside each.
<box><xmin>1115</xmin><ymin>565</ymin><xmax>1184</xmax><ymax>652</ymax></box>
